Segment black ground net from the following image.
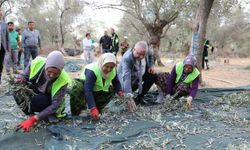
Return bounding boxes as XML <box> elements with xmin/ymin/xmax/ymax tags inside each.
<box><xmin>0</xmin><ymin>86</ymin><xmax>250</xmax><ymax>150</ymax></box>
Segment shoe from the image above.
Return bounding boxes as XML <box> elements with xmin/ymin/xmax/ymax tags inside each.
<box><xmin>134</xmin><ymin>96</ymin><xmax>148</xmax><ymax>105</ymax></box>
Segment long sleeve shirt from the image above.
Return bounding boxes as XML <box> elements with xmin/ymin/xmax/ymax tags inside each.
<box><xmin>84</xmin><ymin>69</ymin><xmax>122</xmax><ymax>109</ymax></box>
<box><xmin>82</xmin><ymin>38</ymin><xmax>93</xmax><ymax>51</ymax></box>
<box><xmin>18</xmin><ymin>64</ymin><xmax>67</xmax><ymax>120</ymax></box>
<box><xmin>99</xmin><ymin>35</ymin><xmax>112</xmax><ymax>49</ymax></box>
<box><xmin>21</xmin><ymin>28</ymin><xmax>41</xmax><ymax>48</ymax></box>
<box><xmin>117</xmin><ymin>48</ymin><xmax>154</xmax><ymax>94</ymax></box>
<box><xmin>0</xmin><ymin>21</ymin><xmax>11</xmax><ymax>51</ymax></box>
<box><xmin>166</xmin><ymin>65</ymin><xmax>199</xmax><ymax>98</ymax></box>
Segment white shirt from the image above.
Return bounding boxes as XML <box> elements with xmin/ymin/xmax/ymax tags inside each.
<box><xmin>82</xmin><ymin>38</ymin><xmax>92</xmax><ymax>51</ymax></box>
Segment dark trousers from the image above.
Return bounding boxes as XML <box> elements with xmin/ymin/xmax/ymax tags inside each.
<box><xmin>0</xmin><ymin>45</ymin><xmax>6</xmax><ymax>80</ymax></box>
<box><xmin>137</xmin><ymin>71</ymin><xmax>158</xmax><ymax>98</ymax></box>
<box><xmin>102</xmin><ymin>48</ymin><xmax>111</xmax><ymax>53</ymax></box>
<box><xmin>17</xmin><ymin>50</ymin><xmax>23</xmax><ymax>66</ymax></box>
<box><xmin>202</xmin><ymin>56</ymin><xmax>209</xmax><ymax>69</ymax></box>
<box><xmin>31</xmin><ymin>93</ymin><xmax>51</xmax><ymax>113</ymax></box>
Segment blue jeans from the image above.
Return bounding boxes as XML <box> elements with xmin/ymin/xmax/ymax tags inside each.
<box><xmin>24</xmin><ymin>47</ymin><xmax>38</xmax><ymax>69</ymax></box>
<box><xmin>102</xmin><ymin>48</ymin><xmax>111</xmax><ymax>53</ymax></box>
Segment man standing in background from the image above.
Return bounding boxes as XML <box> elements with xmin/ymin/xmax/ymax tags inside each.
<box><xmin>21</xmin><ymin>21</ymin><xmax>42</xmax><ymax>69</ymax></box>
<box><xmin>5</xmin><ymin>21</ymin><xmax>20</xmax><ymax>75</ymax></box>
<box><xmin>99</xmin><ymin>30</ymin><xmax>111</xmax><ymax>53</ymax></box>
<box><xmin>16</xmin><ymin>28</ymin><xmax>22</xmax><ymax>68</ymax></box>
<box><xmin>0</xmin><ymin>9</ymin><xmax>10</xmax><ymax>84</ymax></box>
<box><xmin>111</xmin><ymin>28</ymin><xmax>119</xmax><ymax>56</ymax></box>
<box><xmin>120</xmin><ymin>36</ymin><xmax>129</xmax><ymax>56</ymax></box>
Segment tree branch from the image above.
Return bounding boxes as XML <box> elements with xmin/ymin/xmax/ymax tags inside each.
<box><xmin>160</xmin><ymin>24</ymin><xmax>171</xmax><ymax>38</ymax></box>
<box><xmin>0</xmin><ymin>0</ymin><xmax>8</xmax><ymax>8</ymax></box>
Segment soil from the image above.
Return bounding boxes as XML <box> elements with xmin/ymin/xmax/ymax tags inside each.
<box><xmin>67</xmin><ymin>56</ymin><xmax>250</xmax><ymax>89</ymax></box>
<box><xmin>1</xmin><ymin>55</ymin><xmax>249</xmax><ymax>89</ymax></box>
<box><xmin>157</xmin><ymin>57</ymin><xmax>250</xmax><ymax>88</ymax></box>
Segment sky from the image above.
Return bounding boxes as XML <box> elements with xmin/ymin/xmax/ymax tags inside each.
<box><xmin>87</xmin><ymin>7</ymin><xmax>123</xmax><ymax>37</ymax></box>
<box><xmin>84</xmin><ymin>0</ymin><xmax>124</xmax><ymax>37</ymax></box>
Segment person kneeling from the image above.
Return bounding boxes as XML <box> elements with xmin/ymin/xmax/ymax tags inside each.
<box><xmin>70</xmin><ymin>53</ymin><xmax>127</xmax><ymax>120</ymax></box>
<box><xmin>166</xmin><ymin>54</ymin><xmax>200</xmax><ymax>109</ymax></box>
<box><xmin>14</xmin><ymin>51</ymin><xmax>71</xmax><ymax>132</ymax></box>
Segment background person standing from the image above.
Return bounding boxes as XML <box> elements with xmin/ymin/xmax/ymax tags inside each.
<box><xmin>99</xmin><ymin>30</ymin><xmax>111</xmax><ymax>53</ymax></box>
<box><xmin>82</xmin><ymin>32</ymin><xmax>94</xmax><ymax>64</ymax></box>
<box><xmin>110</xmin><ymin>28</ymin><xmax>119</xmax><ymax>56</ymax></box>
<box><xmin>16</xmin><ymin>28</ymin><xmax>23</xmax><ymax>68</ymax></box>
<box><xmin>21</xmin><ymin>21</ymin><xmax>42</xmax><ymax>69</ymax></box>
<box><xmin>5</xmin><ymin>21</ymin><xmax>20</xmax><ymax>75</ymax></box>
<box><xmin>0</xmin><ymin>9</ymin><xmax>10</xmax><ymax>84</ymax></box>
<box><xmin>120</xmin><ymin>36</ymin><xmax>129</xmax><ymax>56</ymax></box>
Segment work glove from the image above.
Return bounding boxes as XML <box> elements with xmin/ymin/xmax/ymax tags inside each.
<box><xmin>14</xmin><ymin>74</ymin><xmax>26</xmax><ymax>83</ymax></box>
<box><xmin>117</xmin><ymin>91</ymin><xmax>124</xmax><ymax>97</ymax></box>
<box><xmin>90</xmin><ymin>107</ymin><xmax>100</xmax><ymax>120</ymax></box>
<box><xmin>185</xmin><ymin>96</ymin><xmax>193</xmax><ymax>110</ymax></box>
<box><xmin>17</xmin><ymin>116</ymin><xmax>37</xmax><ymax>132</ymax></box>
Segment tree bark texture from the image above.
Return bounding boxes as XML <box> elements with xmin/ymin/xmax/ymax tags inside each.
<box><xmin>191</xmin><ymin>0</ymin><xmax>214</xmax><ymax>82</ymax></box>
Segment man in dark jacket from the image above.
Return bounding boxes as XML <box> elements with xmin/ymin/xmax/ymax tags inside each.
<box><xmin>202</xmin><ymin>39</ymin><xmax>212</xmax><ymax>70</ymax></box>
<box><xmin>99</xmin><ymin>30</ymin><xmax>112</xmax><ymax>53</ymax></box>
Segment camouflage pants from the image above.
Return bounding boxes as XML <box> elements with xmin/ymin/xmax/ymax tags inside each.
<box><xmin>155</xmin><ymin>72</ymin><xmax>170</xmax><ymax>95</ymax></box>
<box><xmin>155</xmin><ymin>72</ymin><xmax>190</xmax><ymax>98</ymax></box>
<box><xmin>174</xmin><ymin>82</ymin><xmax>191</xmax><ymax>98</ymax></box>
<box><xmin>69</xmin><ymin>79</ymin><xmax>114</xmax><ymax>115</ymax></box>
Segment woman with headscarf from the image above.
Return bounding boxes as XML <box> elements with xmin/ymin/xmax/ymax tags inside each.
<box><xmin>15</xmin><ymin>51</ymin><xmax>71</xmax><ymax>132</ymax></box>
<box><xmin>70</xmin><ymin>53</ymin><xmax>123</xmax><ymax>120</ymax></box>
<box><xmin>165</xmin><ymin>54</ymin><xmax>200</xmax><ymax>109</ymax></box>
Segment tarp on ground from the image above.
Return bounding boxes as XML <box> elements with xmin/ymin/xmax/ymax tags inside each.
<box><xmin>0</xmin><ymin>86</ymin><xmax>250</xmax><ymax>150</ymax></box>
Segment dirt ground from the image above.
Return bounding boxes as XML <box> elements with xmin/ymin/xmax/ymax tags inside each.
<box><xmin>67</xmin><ymin>55</ymin><xmax>250</xmax><ymax>89</ymax></box>
<box><xmin>1</xmin><ymin>55</ymin><xmax>249</xmax><ymax>89</ymax></box>
<box><xmin>156</xmin><ymin>57</ymin><xmax>250</xmax><ymax>88</ymax></box>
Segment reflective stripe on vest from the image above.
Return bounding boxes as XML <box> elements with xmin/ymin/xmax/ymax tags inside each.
<box><xmin>112</xmin><ymin>35</ymin><xmax>119</xmax><ymax>47</ymax></box>
<box><xmin>29</xmin><ymin>56</ymin><xmax>71</xmax><ymax>118</ymax></box>
<box><xmin>80</xmin><ymin>62</ymin><xmax>116</xmax><ymax>92</ymax></box>
<box><xmin>175</xmin><ymin>62</ymin><xmax>200</xmax><ymax>84</ymax></box>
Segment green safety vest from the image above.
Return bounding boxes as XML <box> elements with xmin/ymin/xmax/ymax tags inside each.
<box><xmin>80</xmin><ymin>63</ymin><xmax>116</xmax><ymax>92</ymax></box>
<box><xmin>29</xmin><ymin>56</ymin><xmax>71</xmax><ymax>118</ymax></box>
<box><xmin>204</xmin><ymin>40</ymin><xmax>211</xmax><ymax>60</ymax></box>
<box><xmin>175</xmin><ymin>62</ymin><xmax>200</xmax><ymax>84</ymax></box>
<box><xmin>112</xmin><ymin>34</ymin><xmax>119</xmax><ymax>47</ymax></box>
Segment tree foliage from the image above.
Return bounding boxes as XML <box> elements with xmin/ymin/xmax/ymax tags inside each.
<box><xmin>6</xmin><ymin>0</ymin><xmax>91</xmax><ymax>50</ymax></box>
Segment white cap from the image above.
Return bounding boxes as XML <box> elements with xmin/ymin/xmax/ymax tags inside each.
<box><xmin>124</xmin><ymin>36</ymin><xmax>128</xmax><ymax>39</ymax></box>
